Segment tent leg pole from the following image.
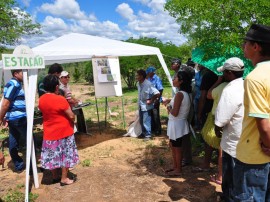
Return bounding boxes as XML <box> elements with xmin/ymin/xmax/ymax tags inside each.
<box><xmin>105</xmin><ymin>97</ymin><xmax>108</xmax><ymax>128</ymax></box>
<box><xmin>95</xmin><ymin>97</ymin><xmax>101</xmax><ymax>134</ymax></box>
<box><xmin>121</xmin><ymin>96</ymin><xmax>126</xmax><ymax>129</ymax></box>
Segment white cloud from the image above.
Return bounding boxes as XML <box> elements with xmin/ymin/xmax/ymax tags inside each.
<box><xmin>42</xmin><ymin>16</ymin><xmax>68</xmax><ymax>33</ymax></box>
<box><xmin>116</xmin><ymin>3</ymin><xmax>136</xmax><ymax>21</ymax></box>
<box><xmin>132</xmin><ymin>0</ymin><xmax>151</xmax><ymax>5</ymax></box>
<box><xmin>21</xmin><ymin>0</ymin><xmax>31</xmax><ymax>7</ymax></box>
<box><xmin>39</xmin><ymin>0</ymin><xmax>87</xmax><ymax>20</ymax></box>
<box><xmin>22</xmin><ymin>0</ymin><xmax>186</xmax><ymax>47</ymax></box>
<box><xmin>147</xmin><ymin>0</ymin><xmax>166</xmax><ymax>12</ymax></box>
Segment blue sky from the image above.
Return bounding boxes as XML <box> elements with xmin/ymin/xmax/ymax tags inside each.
<box><xmin>17</xmin><ymin>0</ymin><xmax>186</xmax><ymax>47</ymax></box>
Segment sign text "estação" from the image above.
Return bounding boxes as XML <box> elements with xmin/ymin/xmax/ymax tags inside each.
<box><xmin>2</xmin><ymin>54</ymin><xmax>45</xmax><ymax>69</ymax></box>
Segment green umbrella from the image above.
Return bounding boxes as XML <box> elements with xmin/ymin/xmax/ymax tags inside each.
<box><xmin>192</xmin><ymin>44</ymin><xmax>254</xmax><ymax>77</ymax></box>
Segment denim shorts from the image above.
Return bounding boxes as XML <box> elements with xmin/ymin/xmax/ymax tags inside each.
<box><xmin>233</xmin><ymin>159</ymin><xmax>270</xmax><ymax>202</ymax></box>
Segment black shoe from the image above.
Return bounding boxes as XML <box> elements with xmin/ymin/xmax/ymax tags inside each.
<box><xmin>137</xmin><ymin>134</ymin><xmax>145</xmax><ymax>139</ymax></box>
<box><xmin>155</xmin><ymin>131</ymin><xmax>162</xmax><ymax>136</ymax></box>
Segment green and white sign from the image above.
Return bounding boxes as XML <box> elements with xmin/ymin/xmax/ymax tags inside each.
<box><xmin>2</xmin><ymin>54</ymin><xmax>45</xmax><ymax>69</ymax></box>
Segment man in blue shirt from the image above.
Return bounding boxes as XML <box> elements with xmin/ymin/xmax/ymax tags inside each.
<box><xmin>146</xmin><ymin>66</ymin><xmax>163</xmax><ymax>135</ymax></box>
<box><xmin>0</xmin><ymin>69</ymin><xmax>27</xmax><ymax>172</ymax></box>
<box><xmin>136</xmin><ymin>69</ymin><xmax>160</xmax><ymax>141</ymax></box>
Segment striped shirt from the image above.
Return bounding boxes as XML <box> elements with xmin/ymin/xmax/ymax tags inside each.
<box><xmin>3</xmin><ymin>78</ymin><xmax>26</xmax><ymax>121</ymax></box>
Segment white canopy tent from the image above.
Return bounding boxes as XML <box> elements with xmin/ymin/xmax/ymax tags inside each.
<box><xmin>32</xmin><ymin>33</ymin><xmax>173</xmax><ymax>86</ymax></box>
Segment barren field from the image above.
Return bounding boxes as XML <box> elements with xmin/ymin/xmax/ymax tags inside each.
<box><xmin>0</xmin><ymin>82</ymin><xmax>222</xmax><ymax>202</ymax></box>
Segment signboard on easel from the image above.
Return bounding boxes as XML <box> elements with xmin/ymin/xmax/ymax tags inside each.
<box><xmin>1</xmin><ymin>45</ymin><xmax>45</xmax><ymax>202</ymax></box>
<box><xmin>92</xmin><ymin>57</ymin><xmax>122</xmax><ymax>97</ymax></box>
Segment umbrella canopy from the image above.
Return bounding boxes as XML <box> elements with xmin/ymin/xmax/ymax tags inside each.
<box><xmin>192</xmin><ymin>44</ymin><xmax>254</xmax><ymax>77</ymax></box>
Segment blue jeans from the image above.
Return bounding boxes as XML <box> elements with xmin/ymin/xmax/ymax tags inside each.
<box><xmin>222</xmin><ymin>151</ymin><xmax>235</xmax><ymax>202</ymax></box>
<box><xmin>139</xmin><ymin>110</ymin><xmax>152</xmax><ymax>138</ymax></box>
<box><xmin>8</xmin><ymin>117</ymin><xmax>27</xmax><ymax>171</ymax></box>
<box><xmin>233</xmin><ymin>159</ymin><xmax>270</xmax><ymax>202</ymax></box>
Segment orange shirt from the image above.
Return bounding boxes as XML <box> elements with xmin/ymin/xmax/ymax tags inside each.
<box><xmin>39</xmin><ymin>93</ymin><xmax>74</xmax><ymax>140</ymax></box>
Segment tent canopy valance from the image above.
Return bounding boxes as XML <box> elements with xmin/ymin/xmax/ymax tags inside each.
<box><xmin>32</xmin><ymin>33</ymin><xmax>165</xmax><ymax>65</ymax></box>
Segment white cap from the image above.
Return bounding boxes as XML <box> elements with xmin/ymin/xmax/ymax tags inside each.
<box><xmin>217</xmin><ymin>57</ymin><xmax>245</xmax><ymax>72</ymax></box>
<box><xmin>59</xmin><ymin>71</ymin><xmax>69</xmax><ymax>78</ymax></box>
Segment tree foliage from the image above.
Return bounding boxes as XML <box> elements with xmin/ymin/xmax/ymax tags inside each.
<box><xmin>164</xmin><ymin>0</ymin><xmax>270</xmax><ymax>56</ymax></box>
<box><xmin>73</xmin><ymin>67</ymin><xmax>82</xmax><ymax>82</ymax></box>
<box><xmin>84</xmin><ymin>61</ymin><xmax>94</xmax><ymax>84</ymax></box>
<box><xmin>0</xmin><ymin>0</ymin><xmax>41</xmax><ymax>51</ymax></box>
<box><xmin>120</xmin><ymin>37</ymin><xmax>194</xmax><ymax>89</ymax></box>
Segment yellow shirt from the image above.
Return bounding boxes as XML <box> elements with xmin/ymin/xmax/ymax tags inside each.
<box><xmin>211</xmin><ymin>82</ymin><xmax>228</xmax><ymax>115</ymax></box>
<box><xmin>236</xmin><ymin>61</ymin><xmax>270</xmax><ymax>164</ymax></box>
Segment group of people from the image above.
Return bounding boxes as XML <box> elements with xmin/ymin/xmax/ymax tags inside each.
<box><xmin>0</xmin><ymin>23</ymin><xmax>270</xmax><ymax>199</ymax></box>
<box><xmin>135</xmin><ymin>23</ymin><xmax>270</xmax><ymax>201</ymax></box>
<box><xmin>0</xmin><ymin>63</ymin><xmax>79</xmax><ymax>186</ymax></box>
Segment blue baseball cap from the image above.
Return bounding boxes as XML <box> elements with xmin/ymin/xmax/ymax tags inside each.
<box><xmin>146</xmin><ymin>66</ymin><xmax>156</xmax><ymax>74</ymax></box>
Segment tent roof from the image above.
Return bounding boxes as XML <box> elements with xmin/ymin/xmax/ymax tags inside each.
<box><xmin>32</xmin><ymin>33</ymin><xmax>162</xmax><ymax>65</ymax></box>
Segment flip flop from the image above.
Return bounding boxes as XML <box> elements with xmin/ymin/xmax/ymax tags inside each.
<box><xmin>210</xmin><ymin>175</ymin><xmax>222</xmax><ymax>185</ymax></box>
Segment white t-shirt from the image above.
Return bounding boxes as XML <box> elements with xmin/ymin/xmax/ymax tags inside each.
<box><xmin>215</xmin><ymin>78</ymin><xmax>244</xmax><ymax>158</ymax></box>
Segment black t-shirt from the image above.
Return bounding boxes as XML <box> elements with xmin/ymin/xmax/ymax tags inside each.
<box><xmin>200</xmin><ymin>70</ymin><xmax>218</xmax><ymax>114</ymax></box>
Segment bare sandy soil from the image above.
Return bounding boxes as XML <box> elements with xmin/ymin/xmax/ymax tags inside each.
<box><xmin>0</xmin><ymin>83</ymin><xmax>222</xmax><ymax>202</ymax></box>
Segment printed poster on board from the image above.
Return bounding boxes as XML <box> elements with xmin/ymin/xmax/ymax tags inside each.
<box><xmin>96</xmin><ymin>58</ymin><xmax>116</xmax><ymax>82</ymax></box>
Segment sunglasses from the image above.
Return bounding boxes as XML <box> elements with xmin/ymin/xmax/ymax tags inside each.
<box><xmin>61</xmin><ymin>76</ymin><xmax>70</xmax><ymax>79</ymax></box>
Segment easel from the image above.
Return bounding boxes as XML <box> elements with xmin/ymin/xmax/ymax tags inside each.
<box><xmin>95</xmin><ymin>96</ymin><xmax>126</xmax><ymax>131</ymax></box>
<box><xmin>92</xmin><ymin>56</ymin><xmax>125</xmax><ymax>132</ymax></box>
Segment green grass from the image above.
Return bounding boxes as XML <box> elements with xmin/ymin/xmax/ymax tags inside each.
<box><xmin>72</xmin><ymin>84</ymin><xmax>174</xmax><ymax>131</ymax></box>
<box><xmin>81</xmin><ymin>159</ymin><xmax>92</xmax><ymax>167</ymax></box>
<box><xmin>2</xmin><ymin>189</ymin><xmax>38</xmax><ymax>202</ymax></box>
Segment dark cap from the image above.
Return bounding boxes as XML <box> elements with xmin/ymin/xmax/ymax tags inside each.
<box><xmin>180</xmin><ymin>64</ymin><xmax>195</xmax><ymax>79</ymax></box>
<box><xmin>186</xmin><ymin>58</ymin><xmax>196</xmax><ymax>67</ymax></box>
<box><xmin>171</xmin><ymin>58</ymin><xmax>181</xmax><ymax>65</ymax></box>
<box><xmin>244</xmin><ymin>24</ymin><xmax>270</xmax><ymax>43</ymax></box>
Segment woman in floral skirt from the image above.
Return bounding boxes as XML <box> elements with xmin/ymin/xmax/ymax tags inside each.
<box><xmin>39</xmin><ymin>74</ymin><xmax>79</xmax><ymax>186</ymax></box>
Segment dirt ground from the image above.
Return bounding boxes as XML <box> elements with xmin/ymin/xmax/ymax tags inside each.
<box><xmin>0</xmin><ymin>83</ymin><xmax>222</xmax><ymax>202</ymax></box>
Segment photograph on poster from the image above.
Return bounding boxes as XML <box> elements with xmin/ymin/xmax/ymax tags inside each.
<box><xmin>107</xmin><ymin>74</ymin><xmax>116</xmax><ymax>81</ymax></box>
<box><xmin>96</xmin><ymin>58</ymin><xmax>116</xmax><ymax>82</ymax></box>
<box><xmin>101</xmin><ymin>66</ymin><xmax>111</xmax><ymax>74</ymax></box>
<box><xmin>97</xmin><ymin>59</ymin><xmax>108</xmax><ymax>66</ymax></box>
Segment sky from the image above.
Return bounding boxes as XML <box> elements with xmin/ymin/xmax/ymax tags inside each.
<box><xmin>17</xmin><ymin>0</ymin><xmax>187</xmax><ymax>48</ymax></box>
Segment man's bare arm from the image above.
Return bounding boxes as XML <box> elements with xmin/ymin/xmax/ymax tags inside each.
<box><xmin>0</xmin><ymin>99</ymin><xmax>10</xmax><ymax>125</ymax></box>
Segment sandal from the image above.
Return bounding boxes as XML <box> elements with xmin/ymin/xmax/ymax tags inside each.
<box><xmin>60</xmin><ymin>177</ymin><xmax>77</xmax><ymax>186</ymax></box>
<box><xmin>210</xmin><ymin>175</ymin><xmax>222</xmax><ymax>185</ymax></box>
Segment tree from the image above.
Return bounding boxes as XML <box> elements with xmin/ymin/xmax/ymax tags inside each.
<box><xmin>120</xmin><ymin>37</ymin><xmax>194</xmax><ymax>89</ymax></box>
<box><xmin>0</xmin><ymin>0</ymin><xmax>41</xmax><ymax>51</ymax></box>
<box><xmin>73</xmin><ymin>67</ymin><xmax>82</xmax><ymax>83</ymax></box>
<box><xmin>164</xmin><ymin>0</ymin><xmax>270</xmax><ymax>56</ymax></box>
<box><xmin>84</xmin><ymin>61</ymin><xmax>94</xmax><ymax>84</ymax></box>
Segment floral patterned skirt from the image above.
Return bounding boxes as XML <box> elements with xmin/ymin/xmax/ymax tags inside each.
<box><xmin>41</xmin><ymin>134</ymin><xmax>79</xmax><ymax>170</ymax></box>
